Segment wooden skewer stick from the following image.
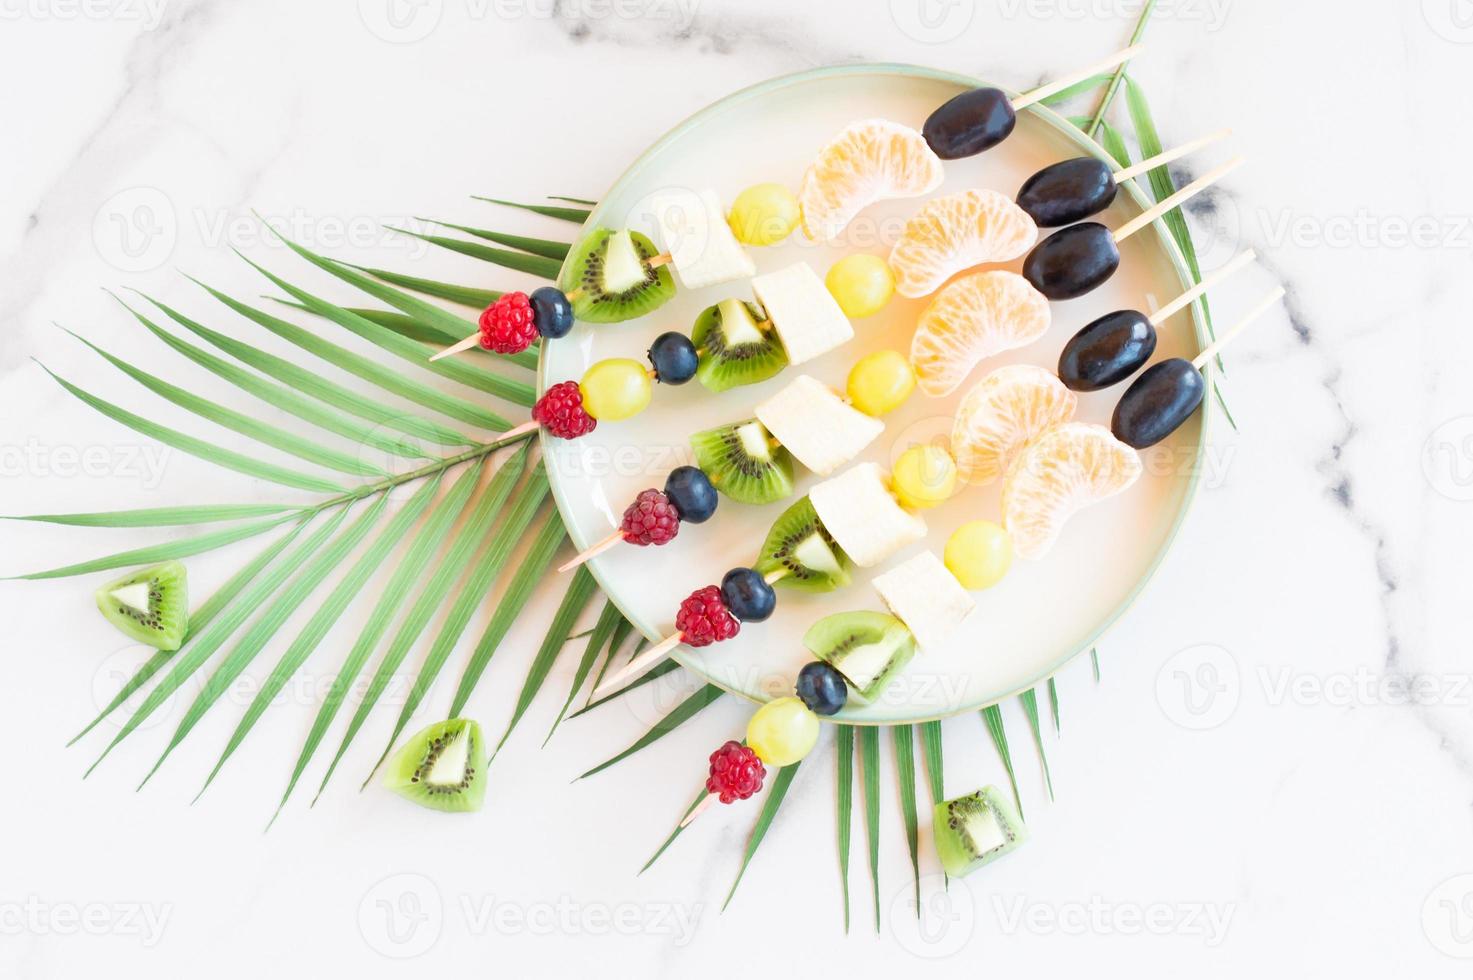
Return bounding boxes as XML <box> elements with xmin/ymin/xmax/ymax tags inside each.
<box><xmin>558</xmin><ymin>530</ymin><xmax>625</xmax><ymax>573</ymax></box>
<box><xmin>1113</xmin><ymin>128</ymin><xmax>1232</xmax><ymax>182</ymax></box>
<box><xmin>1147</xmin><ymin>249</ymin><xmax>1255</xmax><ymax>326</ymax></box>
<box><xmin>1011</xmin><ymin>44</ymin><xmax>1144</xmax><ymax>111</ymax></box>
<box><xmin>498</xmin><ymin>418</ymin><xmax>541</xmax><ymax>441</ymax></box>
<box><xmin>592</xmin><ymin>632</ymin><xmax>684</xmax><ymax>697</ymax></box>
<box><xmin>428</xmin><ymin>252</ymin><xmax>676</xmax><ymax>361</ymax></box>
<box><xmin>680</xmin><ymin>792</ymin><xmax>720</xmax><ymax>828</ymax></box>
<box><xmin>1191</xmin><ymin>287</ymin><xmax>1285</xmax><ymax>370</ymax></box>
<box><xmin>1112</xmin><ymin>155</ymin><xmax>1244</xmax><ymax>244</ymax></box>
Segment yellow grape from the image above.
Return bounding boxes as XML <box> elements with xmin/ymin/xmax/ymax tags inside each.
<box><xmin>746</xmin><ymin>696</ymin><xmax>819</xmax><ymax>766</ymax></box>
<box><xmin>579</xmin><ymin>358</ymin><xmax>652</xmax><ymax>421</ymax></box>
<box><xmin>825</xmin><ymin>254</ymin><xmax>895</xmax><ymax>318</ymax></box>
<box><xmin>891</xmin><ymin>445</ymin><xmax>957</xmax><ymax>510</ymax></box>
<box><xmin>846</xmin><ymin>349</ymin><xmax>916</xmax><ymax>417</ymax></box>
<box><xmin>728</xmin><ymin>183</ymin><xmax>800</xmax><ymax>246</ymax></box>
<box><xmin>944</xmin><ymin>521</ymin><xmax>1013</xmax><ymax>590</ymax></box>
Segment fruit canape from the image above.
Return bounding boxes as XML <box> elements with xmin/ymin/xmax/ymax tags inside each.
<box><xmin>560</xmin><ymin>352</ymin><xmax>919</xmax><ymax>570</ymax></box>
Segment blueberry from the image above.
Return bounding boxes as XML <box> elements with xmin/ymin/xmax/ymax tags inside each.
<box><xmin>922</xmin><ymin>87</ymin><xmax>1017</xmax><ymax>160</ymax></box>
<box><xmin>648</xmin><ymin>331</ymin><xmax>699</xmax><ymax>384</ymax></box>
<box><xmin>663</xmin><ymin>466</ymin><xmax>718</xmax><ymax>523</ymax></box>
<box><xmin>720</xmin><ymin>567</ymin><xmax>776</xmax><ymax>623</ymax></box>
<box><xmin>530</xmin><ymin>286</ymin><xmax>574</xmax><ymax>339</ymax></box>
<box><xmin>795</xmin><ymin>661</ymin><xmax>847</xmax><ymax>716</ymax></box>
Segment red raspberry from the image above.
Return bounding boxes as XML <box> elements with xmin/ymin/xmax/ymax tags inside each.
<box><xmin>675</xmin><ymin>585</ymin><xmax>739</xmax><ymax>648</ymax></box>
<box><xmin>705</xmin><ymin>740</ymin><xmax>765</xmax><ymax>804</ymax></box>
<box><xmin>532</xmin><ymin>381</ymin><xmax>597</xmax><ymax>440</ymax></box>
<box><xmin>620</xmin><ymin>489</ymin><xmax>680</xmax><ymax>546</ymax></box>
<box><xmin>478</xmin><ymin>292</ymin><xmax>539</xmax><ymax>354</ymax></box>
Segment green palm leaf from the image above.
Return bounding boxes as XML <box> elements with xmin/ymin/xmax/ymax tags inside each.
<box><xmin>1019</xmin><ymin>688</ymin><xmax>1054</xmax><ymax>800</ymax></box>
<box><xmin>722</xmin><ymin>760</ymin><xmax>802</xmax><ymax>911</ymax></box>
<box><xmin>473</xmin><ymin>197</ymin><xmax>592</xmax><ymax>223</ymax></box>
<box><xmin>9</xmin><ymin>512</ymin><xmax>298</xmax><ymax>581</ymax></box>
<box><xmin>859</xmin><ymin>726</ymin><xmax>882</xmax><ymax>932</ymax></box>
<box><xmin>493</xmin><ymin>565</ymin><xmax>598</xmax><ymax>756</ymax></box>
<box><xmin>919</xmin><ymin>720</ymin><xmax>944</xmax><ymax>806</ymax></box>
<box><xmin>37</xmin><ymin>364</ymin><xmax>345</xmax><ymax>494</ymax></box>
<box><xmin>1048</xmin><ymin>676</ymin><xmax>1061</xmax><ymax>733</ymax></box>
<box><xmin>982</xmin><ymin>704</ymin><xmax>1023</xmax><ymax>819</ymax></box>
<box><xmin>640</xmin><ymin>783</ymin><xmax>710</xmax><ymax>875</ymax></box>
<box><xmin>115</xmin><ymin>296</ymin><xmax>429</xmax><ymax>460</ymax></box>
<box><xmin>389</xmin><ymin>227</ymin><xmax>563</xmax><ymax>280</ymax></box>
<box><xmin>140</xmin><ymin>292</ymin><xmax>472</xmax><ymax>447</ymax></box>
<box><xmin>835</xmin><ymin>723</ymin><xmax>854</xmax><ymax>932</ymax></box>
<box><xmin>893</xmin><ymin>725</ymin><xmax>920</xmax><ymax>915</ymax></box>
<box><xmin>576</xmin><ymin>684</ymin><xmax>724</xmax><ymax>780</ymax></box>
<box><xmin>545</xmin><ymin>599</ymin><xmax>623</xmax><ymax>745</ymax></box>
<box><xmin>343</xmin><ymin>266</ymin><xmax>501</xmax><ymax>311</ymax></box>
<box><xmin>6</xmin><ymin>503</ymin><xmax>293</xmax><ymax>528</ymax></box>
<box><xmin>415</xmin><ymin>219</ymin><xmax>571</xmax><ymax>259</ymax></box>
<box><xmin>65</xmin><ymin>329</ymin><xmax>387</xmax><ymax>479</ymax></box>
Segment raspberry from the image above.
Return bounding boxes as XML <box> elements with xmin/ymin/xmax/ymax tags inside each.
<box><xmin>620</xmin><ymin>489</ymin><xmax>680</xmax><ymax>546</ymax></box>
<box><xmin>478</xmin><ymin>292</ymin><xmax>539</xmax><ymax>354</ymax></box>
<box><xmin>532</xmin><ymin>381</ymin><xmax>597</xmax><ymax>440</ymax></box>
<box><xmin>706</xmin><ymin>740</ymin><xmax>765</xmax><ymax>804</ymax></box>
<box><xmin>675</xmin><ymin>585</ymin><xmax>740</xmax><ymax>648</ymax></box>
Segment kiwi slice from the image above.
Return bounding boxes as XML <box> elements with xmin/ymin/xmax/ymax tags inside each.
<box><xmin>690</xmin><ymin>298</ymin><xmax>789</xmax><ymax>393</ymax></box>
<box><xmin>383</xmin><ymin>718</ymin><xmax>488</xmax><ymax>813</ymax></box>
<box><xmin>94</xmin><ymin>561</ymin><xmax>188</xmax><ymax>651</ymax></box>
<box><xmin>690</xmin><ymin>418</ymin><xmax>795</xmax><ymax>505</ymax></box>
<box><xmin>559</xmin><ymin>227</ymin><xmax>675</xmax><ymax>323</ymax></box>
<box><xmin>802</xmin><ymin>610</ymin><xmax>914</xmax><ymax>699</ymax></box>
<box><xmin>933</xmin><ymin>786</ymin><xmax>1028</xmax><ymax>877</ymax></box>
<box><xmin>755</xmin><ymin>496</ymin><xmax>852</xmax><ymax>593</ymax></box>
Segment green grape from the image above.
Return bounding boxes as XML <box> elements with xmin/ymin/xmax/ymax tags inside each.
<box><xmin>825</xmin><ymin>254</ymin><xmax>895</xmax><ymax>318</ymax></box>
<box><xmin>728</xmin><ymin>183</ymin><xmax>800</xmax><ymax>246</ymax></box>
<box><xmin>746</xmin><ymin>696</ymin><xmax>819</xmax><ymax>767</ymax></box>
<box><xmin>579</xmin><ymin>358</ymin><xmax>652</xmax><ymax>421</ymax></box>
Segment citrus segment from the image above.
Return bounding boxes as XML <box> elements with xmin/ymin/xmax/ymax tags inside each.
<box><xmin>798</xmin><ymin>119</ymin><xmax>944</xmax><ymax>242</ymax></box>
<box><xmin>951</xmin><ymin>365</ymin><xmax>1077</xmax><ymax>486</ymax></box>
<box><xmin>911</xmin><ymin>270</ymin><xmax>1051</xmax><ymax>397</ymax></box>
<box><xmin>888</xmin><ymin>189</ymin><xmax>1038</xmax><ymax>298</ymax></box>
<box><xmin>1001</xmin><ymin>422</ymin><xmax>1142</xmax><ymax>560</ymax></box>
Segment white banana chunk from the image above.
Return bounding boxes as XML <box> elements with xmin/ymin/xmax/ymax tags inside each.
<box><xmin>750</xmin><ymin>262</ymin><xmax>854</xmax><ymax>365</ymax></box>
<box><xmin>809</xmin><ymin>462</ymin><xmax>926</xmax><ymax>567</ymax></box>
<box><xmin>755</xmin><ymin>375</ymin><xmax>883</xmax><ymax>476</ymax></box>
<box><xmin>872</xmin><ymin>551</ymin><xmax>975</xmax><ymax>651</ymax></box>
<box><xmin>649</xmin><ymin>187</ymin><xmax>755</xmax><ymax>290</ymax></box>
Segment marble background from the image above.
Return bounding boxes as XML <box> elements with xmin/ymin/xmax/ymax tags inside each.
<box><xmin>3</xmin><ymin>0</ymin><xmax>1472</xmax><ymax>976</ymax></box>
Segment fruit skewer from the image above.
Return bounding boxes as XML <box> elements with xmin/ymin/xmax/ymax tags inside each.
<box><xmin>558</xmin><ymin>352</ymin><xmax>920</xmax><ymax>572</ymax></box>
<box><xmin>1021</xmin><ymin>155</ymin><xmax>1244</xmax><ymax>300</ymax></box>
<box><xmin>1014</xmin><ymin>128</ymin><xmax>1231</xmax><ymax>227</ymax></box>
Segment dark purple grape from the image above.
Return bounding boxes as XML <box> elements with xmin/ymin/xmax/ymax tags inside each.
<box><xmin>1022</xmin><ymin>223</ymin><xmax>1120</xmax><ymax>300</ymax></box>
<box><xmin>922</xmin><ymin>88</ymin><xmax>1017</xmax><ymax>160</ymax></box>
<box><xmin>1058</xmin><ymin>310</ymin><xmax>1156</xmax><ymax>392</ymax></box>
<box><xmin>1111</xmin><ymin>358</ymin><xmax>1204</xmax><ymax>449</ymax></box>
<box><xmin>1016</xmin><ymin>157</ymin><xmax>1117</xmax><ymax>227</ymax></box>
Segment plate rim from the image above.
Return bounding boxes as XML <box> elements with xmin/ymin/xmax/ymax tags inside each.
<box><xmin>538</xmin><ymin>62</ymin><xmax>1212</xmax><ymax>724</ymax></box>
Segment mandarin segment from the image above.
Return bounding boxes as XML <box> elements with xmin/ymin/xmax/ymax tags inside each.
<box><xmin>798</xmin><ymin>119</ymin><xmax>945</xmax><ymax>242</ymax></box>
<box><xmin>889</xmin><ymin>189</ymin><xmax>1039</xmax><ymax>298</ymax></box>
<box><xmin>910</xmin><ymin>270</ymin><xmax>1051</xmax><ymax>397</ymax></box>
<box><xmin>951</xmin><ymin>365</ymin><xmax>1078</xmax><ymax>486</ymax></box>
<box><xmin>1001</xmin><ymin>422</ymin><xmax>1142</xmax><ymax>560</ymax></box>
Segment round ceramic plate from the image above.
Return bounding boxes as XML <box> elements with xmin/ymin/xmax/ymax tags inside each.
<box><xmin>540</xmin><ymin>64</ymin><xmax>1207</xmax><ymax>724</ymax></box>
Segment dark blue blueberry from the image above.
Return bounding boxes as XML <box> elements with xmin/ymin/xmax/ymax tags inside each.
<box><xmin>663</xmin><ymin>466</ymin><xmax>718</xmax><ymax>523</ymax></box>
<box><xmin>1111</xmin><ymin>358</ymin><xmax>1205</xmax><ymax>449</ymax></box>
<box><xmin>721</xmin><ymin>567</ymin><xmax>776</xmax><ymax>623</ymax></box>
<box><xmin>1022</xmin><ymin>223</ymin><xmax>1121</xmax><ymax>300</ymax></box>
<box><xmin>647</xmin><ymin>331</ymin><xmax>699</xmax><ymax>385</ymax></box>
<box><xmin>1058</xmin><ymin>309</ymin><xmax>1156</xmax><ymax>391</ymax></box>
<box><xmin>923</xmin><ymin>87</ymin><xmax>1017</xmax><ymax>160</ymax></box>
<box><xmin>530</xmin><ymin>286</ymin><xmax>574</xmax><ymax>339</ymax></box>
<box><xmin>1016</xmin><ymin>156</ymin><xmax>1118</xmax><ymax>227</ymax></box>
<box><xmin>795</xmin><ymin>661</ymin><xmax>847</xmax><ymax>716</ymax></box>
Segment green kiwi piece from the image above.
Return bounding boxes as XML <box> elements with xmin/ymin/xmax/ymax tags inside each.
<box><xmin>933</xmin><ymin>786</ymin><xmax>1028</xmax><ymax>877</ymax></box>
<box><xmin>755</xmin><ymin>496</ymin><xmax>852</xmax><ymax>593</ymax></box>
<box><xmin>691</xmin><ymin>298</ymin><xmax>789</xmax><ymax>393</ymax></box>
<box><xmin>690</xmin><ymin>418</ymin><xmax>795</xmax><ymax>505</ymax></box>
<box><xmin>559</xmin><ymin>227</ymin><xmax>675</xmax><ymax>323</ymax></box>
<box><xmin>383</xmin><ymin>718</ymin><xmax>488</xmax><ymax>813</ymax></box>
<box><xmin>802</xmin><ymin>610</ymin><xmax>914</xmax><ymax>699</ymax></box>
<box><xmin>94</xmin><ymin>561</ymin><xmax>188</xmax><ymax>651</ymax></box>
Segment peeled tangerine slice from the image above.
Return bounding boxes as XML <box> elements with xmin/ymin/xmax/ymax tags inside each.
<box><xmin>889</xmin><ymin>189</ymin><xmax>1039</xmax><ymax>298</ymax></box>
<box><xmin>649</xmin><ymin>187</ymin><xmax>755</xmax><ymax>290</ymax></box>
<box><xmin>750</xmin><ymin>262</ymin><xmax>854</xmax><ymax>365</ymax></box>
<box><xmin>872</xmin><ymin>550</ymin><xmax>975</xmax><ymax>651</ymax></box>
<box><xmin>911</xmin><ymin>270</ymin><xmax>1051</xmax><ymax>397</ymax></box>
<box><xmin>755</xmin><ymin>375</ymin><xmax>883</xmax><ymax>476</ymax></box>
<box><xmin>810</xmin><ymin>462</ymin><xmax>927</xmax><ymax>568</ymax></box>
<box><xmin>799</xmin><ymin>119</ymin><xmax>945</xmax><ymax>242</ymax></box>
<box><xmin>1002</xmin><ymin>422</ymin><xmax>1142</xmax><ymax>560</ymax></box>
<box><xmin>952</xmin><ymin>364</ymin><xmax>1078</xmax><ymax>486</ymax></box>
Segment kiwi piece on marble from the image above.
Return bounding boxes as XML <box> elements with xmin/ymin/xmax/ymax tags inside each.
<box><xmin>94</xmin><ymin>561</ymin><xmax>188</xmax><ymax>651</ymax></box>
<box><xmin>383</xmin><ymin>718</ymin><xmax>488</xmax><ymax>813</ymax></box>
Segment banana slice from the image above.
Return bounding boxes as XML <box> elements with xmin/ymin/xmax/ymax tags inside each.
<box><xmin>751</xmin><ymin>262</ymin><xmax>854</xmax><ymax>365</ymax></box>
<box><xmin>809</xmin><ymin>462</ymin><xmax>926</xmax><ymax>567</ymax></box>
<box><xmin>872</xmin><ymin>550</ymin><xmax>975</xmax><ymax>651</ymax></box>
<box><xmin>755</xmin><ymin>375</ymin><xmax>883</xmax><ymax>476</ymax></box>
<box><xmin>649</xmin><ymin>187</ymin><xmax>755</xmax><ymax>290</ymax></box>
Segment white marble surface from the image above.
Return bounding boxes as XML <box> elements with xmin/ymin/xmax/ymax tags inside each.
<box><xmin>3</xmin><ymin>1</ymin><xmax>1472</xmax><ymax>977</ymax></box>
